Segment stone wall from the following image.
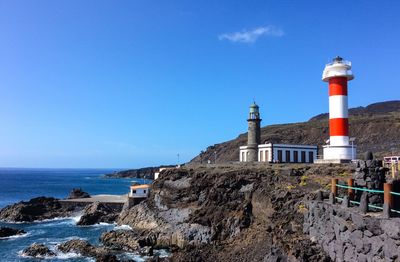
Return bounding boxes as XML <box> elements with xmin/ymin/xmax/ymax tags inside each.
<box><xmin>304</xmin><ymin>200</ymin><xmax>400</xmax><ymax>261</ymax></box>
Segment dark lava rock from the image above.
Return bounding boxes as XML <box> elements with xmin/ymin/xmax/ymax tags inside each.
<box><xmin>58</xmin><ymin>239</ymin><xmax>117</xmax><ymax>261</ymax></box>
<box><xmin>100</xmin><ymin>229</ymin><xmax>155</xmax><ymax>251</ymax></box>
<box><xmin>0</xmin><ymin>227</ymin><xmax>26</xmax><ymax>238</ymax></box>
<box><xmin>0</xmin><ymin>197</ymin><xmax>73</xmax><ymax>222</ymax></box>
<box><xmin>67</xmin><ymin>188</ymin><xmax>90</xmax><ymax>199</ymax></box>
<box><xmin>119</xmin><ymin>165</ymin><xmax>333</xmax><ymax>261</ymax></box>
<box><xmin>58</xmin><ymin>239</ymin><xmax>93</xmax><ymax>254</ymax></box>
<box><xmin>77</xmin><ymin>202</ymin><xmax>118</xmax><ymax>226</ymax></box>
<box><xmin>22</xmin><ymin>243</ymin><xmax>55</xmax><ymax>257</ymax></box>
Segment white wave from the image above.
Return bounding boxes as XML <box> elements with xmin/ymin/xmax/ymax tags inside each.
<box><xmin>33</xmin><ymin>216</ymin><xmax>72</xmax><ymax>223</ymax></box>
<box><xmin>38</xmin><ymin>215</ymin><xmax>83</xmax><ymax>227</ymax></box>
<box><xmin>120</xmin><ymin>249</ymin><xmax>170</xmax><ymax>261</ymax></box>
<box><xmin>114</xmin><ymin>224</ymin><xmax>132</xmax><ymax>230</ymax></box>
<box><xmin>1</xmin><ymin>216</ymin><xmax>79</xmax><ymax>225</ymax></box>
<box><xmin>0</xmin><ymin>232</ymin><xmax>30</xmax><ymax>240</ymax></box>
<box><xmin>0</xmin><ymin>220</ymin><xmax>29</xmax><ymax>224</ymax></box>
<box><xmin>48</xmin><ymin>236</ymin><xmax>88</xmax><ymax>245</ymax></box>
<box><xmin>18</xmin><ymin>249</ymin><xmax>91</xmax><ymax>260</ymax></box>
<box><xmin>70</xmin><ymin>214</ymin><xmax>82</xmax><ymax>223</ymax></box>
<box><xmin>51</xmin><ymin>247</ymin><xmax>92</xmax><ymax>261</ymax></box>
<box><xmin>1</xmin><ymin>217</ymin><xmax>70</xmax><ymax>224</ymax></box>
<box><xmin>120</xmin><ymin>252</ymin><xmax>148</xmax><ymax>262</ymax></box>
<box><xmin>98</xmin><ymin>222</ymin><xmax>116</xmax><ymax>226</ymax></box>
<box><xmin>78</xmin><ymin>221</ymin><xmax>116</xmax><ymax>228</ymax></box>
<box><xmin>154</xmin><ymin>249</ymin><xmax>170</xmax><ymax>258</ymax></box>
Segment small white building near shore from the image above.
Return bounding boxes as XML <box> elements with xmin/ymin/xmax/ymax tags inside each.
<box><xmin>129</xmin><ymin>184</ymin><xmax>151</xmax><ymax>198</ymax></box>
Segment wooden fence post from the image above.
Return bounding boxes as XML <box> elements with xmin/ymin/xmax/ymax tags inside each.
<box><xmin>384</xmin><ymin>183</ymin><xmax>393</xmax><ymax>209</ymax></box>
<box><xmin>332</xmin><ymin>178</ymin><xmax>338</xmax><ymax>197</ymax></box>
<box><xmin>347</xmin><ymin>178</ymin><xmax>354</xmax><ymax>200</ymax></box>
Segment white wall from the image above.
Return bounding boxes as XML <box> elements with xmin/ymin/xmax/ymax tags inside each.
<box><xmin>273</xmin><ymin>148</ymin><xmax>317</xmax><ymax>163</ymax></box>
<box><xmin>239</xmin><ymin>149</ymin><xmax>249</xmax><ymax>162</ymax></box>
<box><xmin>130</xmin><ymin>187</ymin><xmax>150</xmax><ymax>198</ymax></box>
<box><xmin>241</xmin><ymin>144</ymin><xmax>317</xmax><ymax>163</ymax></box>
<box><xmin>258</xmin><ymin>149</ymin><xmax>272</xmax><ymax>162</ymax></box>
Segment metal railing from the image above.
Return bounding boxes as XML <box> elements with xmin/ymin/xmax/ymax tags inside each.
<box><xmin>325</xmin><ymin>60</ymin><xmax>352</xmax><ymax>67</ymax></box>
<box><xmin>331</xmin><ymin>178</ymin><xmax>400</xmax><ymax>216</ymax></box>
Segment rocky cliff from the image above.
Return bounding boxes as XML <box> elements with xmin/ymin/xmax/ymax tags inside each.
<box><xmin>190</xmin><ymin>100</ymin><xmax>400</xmax><ymax>164</ymax></box>
<box><xmin>116</xmin><ymin>163</ymin><xmax>353</xmax><ymax>261</ymax></box>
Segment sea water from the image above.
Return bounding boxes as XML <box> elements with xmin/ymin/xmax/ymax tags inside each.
<box><xmin>0</xmin><ymin>168</ymin><xmax>162</xmax><ymax>262</ymax></box>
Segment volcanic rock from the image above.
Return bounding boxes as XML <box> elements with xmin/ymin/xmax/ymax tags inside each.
<box><xmin>67</xmin><ymin>188</ymin><xmax>90</xmax><ymax>199</ymax></box>
<box><xmin>22</xmin><ymin>243</ymin><xmax>55</xmax><ymax>257</ymax></box>
<box><xmin>58</xmin><ymin>239</ymin><xmax>117</xmax><ymax>261</ymax></box>
<box><xmin>117</xmin><ymin>164</ymin><xmax>335</xmax><ymax>261</ymax></box>
<box><xmin>100</xmin><ymin>229</ymin><xmax>156</xmax><ymax>251</ymax></box>
<box><xmin>77</xmin><ymin>202</ymin><xmax>118</xmax><ymax>226</ymax></box>
<box><xmin>0</xmin><ymin>227</ymin><xmax>26</xmax><ymax>238</ymax></box>
<box><xmin>0</xmin><ymin>197</ymin><xmax>73</xmax><ymax>222</ymax></box>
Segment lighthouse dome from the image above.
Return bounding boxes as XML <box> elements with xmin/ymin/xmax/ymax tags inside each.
<box><xmin>249</xmin><ymin>102</ymin><xmax>260</xmax><ymax>119</ymax></box>
<box><xmin>249</xmin><ymin>102</ymin><xmax>259</xmax><ymax>113</ymax></box>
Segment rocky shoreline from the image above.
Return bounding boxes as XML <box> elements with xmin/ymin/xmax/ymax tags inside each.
<box><xmin>0</xmin><ymin>196</ymin><xmax>76</xmax><ymax>223</ymax></box>
<box><xmin>1</xmin><ymin>164</ymin><xmax>357</xmax><ymax>261</ymax></box>
<box><xmin>0</xmin><ymin>188</ymin><xmax>168</xmax><ymax>261</ymax></box>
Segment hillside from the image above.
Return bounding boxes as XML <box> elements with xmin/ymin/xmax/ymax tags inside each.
<box><xmin>190</xmin><ymin>100</ymin><xmax>400</xmax><ymax>164</ymax></box>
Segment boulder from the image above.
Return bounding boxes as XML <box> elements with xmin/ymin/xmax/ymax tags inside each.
<box><xmin>0</xmin><ymin>227</ymin><xmax>26</xmax><ymax>238</ymax></box>
<box><xmin>22</xmin><ymin>243</ymin><xmax>55</xmax><ymax>257</ymax></box>
<box><xmin>67</xmin><ymin>188</ymin><xmax>91</xmax><ymax>199</ymax></box>
<box><xmin>77</xmin><ymin>202</ymin><xmax>118</xmax><ymax>226</ymax></box>
<box><xmin>0</xmin><ymin>197</ymin><xmax>72</xmax><ymax>222</ymax></box>
<box><xmin>100</xmin><ymin>229</ymin><xmax>156</xmax><ymax>251</ymax></box>
<box><xmin>58</xmin><ymin>239</ymin><xmax>117</xmax><ymax>261</ymax></box>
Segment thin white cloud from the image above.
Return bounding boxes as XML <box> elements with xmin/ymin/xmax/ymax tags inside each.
<box><xmin>218</xmin><ymin>26</ymin><xmax>284</xmax><ymax>43</ymax></box>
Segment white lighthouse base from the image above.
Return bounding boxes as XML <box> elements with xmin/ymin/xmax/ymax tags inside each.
<box><xmin>319</xmin><ymin>145</ymin><xmax>356</xmax><ymax>163</ymax></box>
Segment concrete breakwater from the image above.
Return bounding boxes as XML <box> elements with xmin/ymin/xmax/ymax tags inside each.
<box><xmin>304</xmin><ymin>200</ymin><xmax>400</xmax><ymax>261</ymax></box>
<box><xmin>59</xmin><ymin>194</ymin><xmax>127</xmax><ymax>212</ymax></box>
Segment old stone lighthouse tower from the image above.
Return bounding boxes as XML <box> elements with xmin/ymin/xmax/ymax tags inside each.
<box><xmin>247</xmin><ymin>102</ymin><xmax>262</xmax><ymax>162</ymax></box>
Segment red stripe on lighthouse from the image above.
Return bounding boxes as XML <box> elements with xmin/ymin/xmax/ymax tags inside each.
<box><xmin>329</xmin><ymin>77</ymin><xmax>348</xmax><ymax>96</ymax></box>
<box><xmin>329</xmin><ymin>118</ymin><xmax>349</xmax><ymax>136</ymax></box>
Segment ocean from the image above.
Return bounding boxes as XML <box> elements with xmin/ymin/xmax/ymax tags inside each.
<box><xmin>0</xmin><ymin>168</ymin><xmax>163</xmax><ymax>262</ymax></box>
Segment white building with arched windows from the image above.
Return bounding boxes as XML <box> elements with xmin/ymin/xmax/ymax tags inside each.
<box><xmin>240</xmin><ymin>143</ymin><xmax>317</xmax><ymax>163</ymax></box>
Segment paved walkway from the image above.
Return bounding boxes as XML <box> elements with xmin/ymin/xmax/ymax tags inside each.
<box><xmin>60</xmin><ymin>194</ymin><xmax>127</xmax><ymax>204</ymax></box>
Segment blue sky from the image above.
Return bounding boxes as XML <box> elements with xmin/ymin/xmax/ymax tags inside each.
<box><xmin>0</xmin><ymin>0</ymin><xmax>399</xmax><ymax>168</ymax></box>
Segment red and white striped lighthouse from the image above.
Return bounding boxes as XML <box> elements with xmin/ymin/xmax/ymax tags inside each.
<box><xmin>322</xmin><ymin>56</ymin><xmax>356</xmax><ymax>161</ymax></box>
